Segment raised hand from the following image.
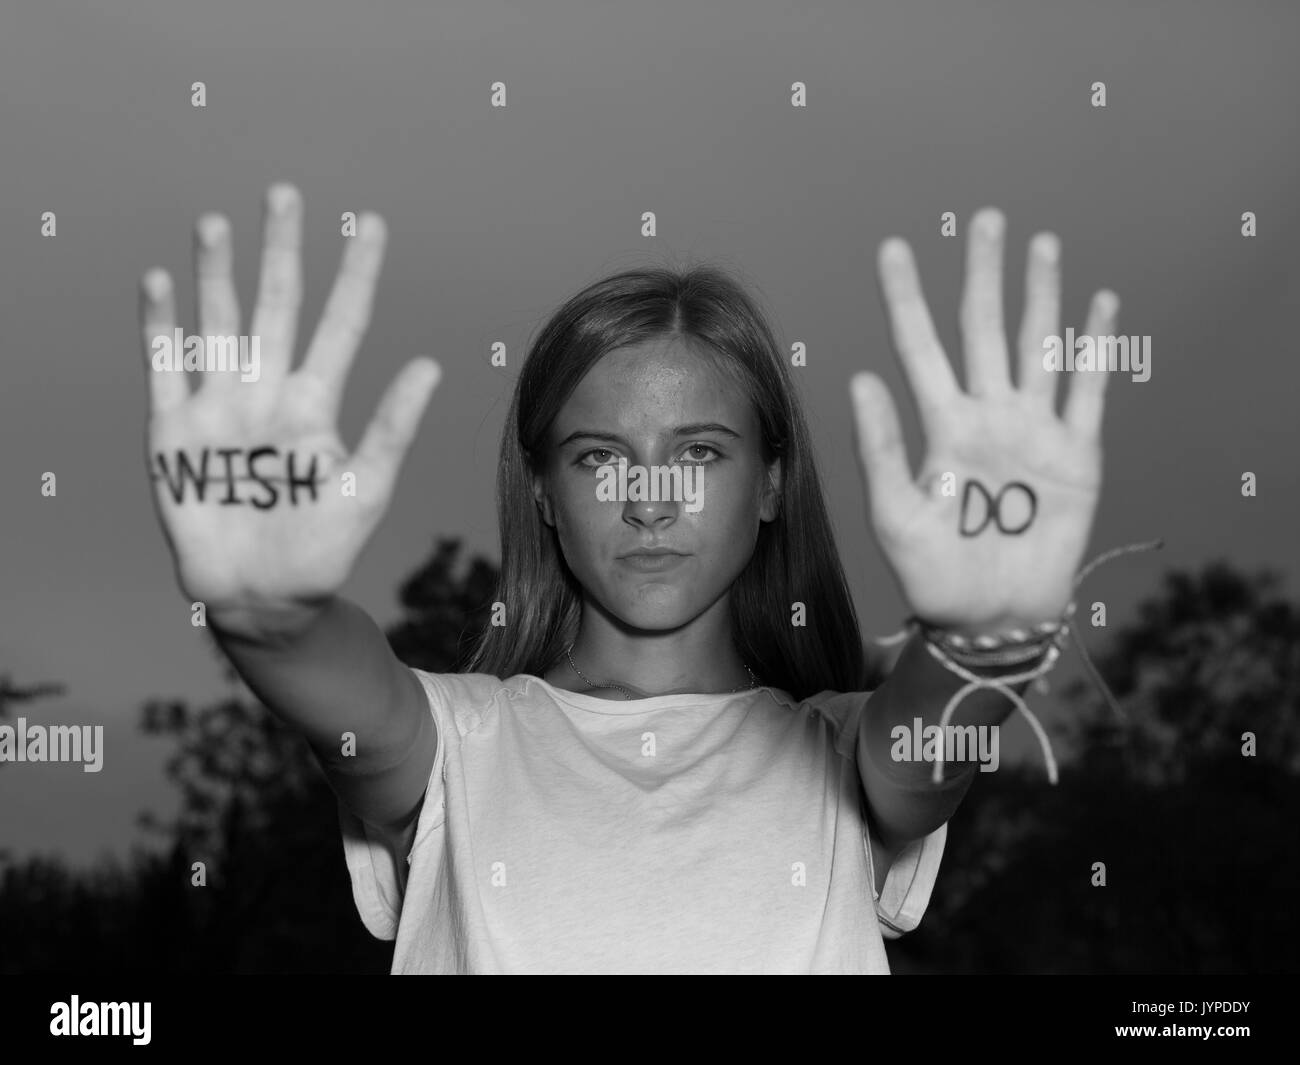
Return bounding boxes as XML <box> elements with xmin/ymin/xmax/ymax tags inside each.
<box><xmin>138</xmin><ymin>184</ymin><xmax>440</xmax><ymax>631</ymax></box>
<box><xmin>852</xmin><ymin>208</ymin><xmax>1119</xmax><ymax>634</ymax></box>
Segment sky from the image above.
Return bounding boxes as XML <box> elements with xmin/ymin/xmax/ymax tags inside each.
<box><xmin>2</xmin><ymin>0</ymin><xmax>1298</xmax><ymax>867</ymax></box>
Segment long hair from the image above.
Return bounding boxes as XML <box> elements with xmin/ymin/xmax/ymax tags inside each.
<box><xmin>463</xmin><ymin>264</ymin><xmax>867</xmax><ymax>700</ymax></box>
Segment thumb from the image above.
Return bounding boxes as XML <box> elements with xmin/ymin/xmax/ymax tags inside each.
<box><xmin>351</xmin><ymin>357</ymin><xmax>441</xmax><ymax>505</ymax></box>
<box><xmin>851</xmin><ymin>372</ymin><xmax>920</xmax><ymax>537</ymax></box>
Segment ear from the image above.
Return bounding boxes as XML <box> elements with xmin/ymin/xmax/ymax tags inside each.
<box><xmin>530</xmin><ymin>464</ymin><xmax>556</xmax><ymax>527</ymax></box>
<box><xmin>759</xmin><ymin>456</ymin><xmax>783</xmax><ymax>523</ymax></box>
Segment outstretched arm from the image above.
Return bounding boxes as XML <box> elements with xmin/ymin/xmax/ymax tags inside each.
<box><xmin>138</xmin><ymin>184</ymin><xmax>442</xmax><ymax>839</ymax></box>
<box><xmin>850</xmin><ymin>208</ymin><xmax>1120</xmax><ymax>861</ymax></box>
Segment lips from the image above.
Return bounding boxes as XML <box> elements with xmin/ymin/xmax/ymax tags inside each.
<box><xmin>618</xmin><ymin>551</ymin><xmax>690</xmax><ymax>572</ymax></box>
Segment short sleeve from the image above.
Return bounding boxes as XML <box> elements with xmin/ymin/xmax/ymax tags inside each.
<box><xmin>869</xmin><ymin>821</ymin><xmax>947</xmax><ymax>939</ymax></box>
<box><xmin>337</xmin><ymin>668</ymin><xmax>449</xmax><ymax>941</ymax></box>
<box><xmin>806</xmin><ymin>688</ymin><xmax>949</xmax><ymax>939</ymax></box>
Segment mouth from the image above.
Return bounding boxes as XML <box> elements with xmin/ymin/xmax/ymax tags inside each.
<box><xmin>620</xmin><ymin>547</ymin><xmax>686</xmax><ymax>557</ymax></box>
<box><xmin>618</xmin><ymin>550</ymin><xmax>690</xmax><ymax>572</ymax></box>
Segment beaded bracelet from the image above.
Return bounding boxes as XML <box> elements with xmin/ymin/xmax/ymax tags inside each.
<box><xmin>917</xmin><ymin>613</ymin><xmax>1070</xmax><ymax>670</ymax></box>
<box><xmin>870</xmin><ymin>538</ymin><xmax>1164</xmax><ymax>785</ymax></box>
<box><xmin>918</xmin><ymin>602</ymin><xmax>1076</xmax><ymax>656</ymax></box>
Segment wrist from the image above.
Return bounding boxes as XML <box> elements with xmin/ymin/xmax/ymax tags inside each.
<box><xmin>208</xmin><ymin>597</ymin><xmax>334</xmax><ymax>646</ymax></box>
<box><xmin>915</xmin><ymin>603</ymin><xmax>1073</xmax><ymax>652</ymax></box>
<box><xmin>931</xmin><ymin>608</ymin><xmax>1070</xmax><ymax>641</ymax></box>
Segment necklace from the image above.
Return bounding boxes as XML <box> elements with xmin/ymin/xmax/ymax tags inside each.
<box><xmin>563</xmin><ymin>643</ymin><xmax>759</xmax><ymax>700</ymax></box>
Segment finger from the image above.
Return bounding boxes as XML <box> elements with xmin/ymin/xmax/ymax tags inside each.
<box><xmin>877</xmin><ymin>237</ymin><xmax>959</xmax><ymax>428</ymax></box>
<box><xmin>139</xmin><ymin>268</ymin><xmax>189</xmax><ymax>416</ymax></box>
<box><xmin>1063</xmin><ymin>290</ymin><xmax>1121</xmax><ymax>439</ymax></box>
<box><xmin>352</xmin><ymin>358</ymin><xmax>442</xmax><ymax>504</ymax></box>
<box><xmin>850</xmin><ymin>372</ymin><xmax>923</xmax><ymax>539</ymax></box>
<box><xmin>192</xmin><ymin>213</ymin><xmax>242</xmax><ymax>393</ymax></box>
<box><xmin>301</xmin><ymin>212</ymin><xmax>388</xmax><ymax>424</ymax></box>
<box><xmin>959</xmin><ymin>207</ymin><xmax>1013</xmax><ymax>397</ymax></box>
<box><xmin>249</xmin><ymin>183</ymin><xmax>304</xmax><ymax>385</ymax></box>
<box><xmin>1017</xmin><ymin>231</ymin><xmax>1062</xmax><ymax>408</ymax></box>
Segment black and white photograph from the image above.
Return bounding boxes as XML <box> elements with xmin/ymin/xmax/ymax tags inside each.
<box><xmin>0</xmin><ymin>0</ymin><xmax>1295</xmax><ymax>1041</ymax></box>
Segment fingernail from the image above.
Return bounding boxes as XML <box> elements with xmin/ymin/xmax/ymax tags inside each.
<box><xmin>197</xmin><ymin>214</ymin><xmax>226</xmax><ymax>247</ymax></box>
<box><xmin>142</xmin><ymin>269</ymin><xmax>169</xmax><ymax>299</ymax></box>
<box><xmin>268</xmin><ymin>183</ymin><xmax>299</xmax><ymax>213</ymax></box>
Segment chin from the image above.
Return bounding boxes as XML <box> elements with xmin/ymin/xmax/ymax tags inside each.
<box><xmin>605</xmin><ymin>592</ymin><xmax>702</xmax><ymax>633</ymax></box>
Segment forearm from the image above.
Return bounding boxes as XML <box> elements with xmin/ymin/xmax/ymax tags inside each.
<box><xmin>859</xmin><ymin>632</ymin><xmax>1038</xmax><ymax>847</ymax></box>
<box><xmin>209</xmin><ymin>595</ymin><xmax>414</xmax><ymax>770</ymax></box>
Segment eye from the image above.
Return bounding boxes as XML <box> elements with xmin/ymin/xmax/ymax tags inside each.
<box><xmin>578</xmin><ymin>447</ymin><xmax>619</xmax><ymax>467</ymax></box>
<box><xmin>681</xmin><ymin>443</ymin><xmax>721</xmax><ymax>463</ymax></box>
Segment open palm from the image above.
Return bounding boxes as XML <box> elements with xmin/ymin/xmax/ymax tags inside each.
<box><xmin>138</xmin><ymin>184</ymin><xmax>440</xmax><ymax>621</ymax></box>
<box><xmin>853</xmin><ymin>208</ymin><xmax>1120</xmax><ymax>634</ymax></box>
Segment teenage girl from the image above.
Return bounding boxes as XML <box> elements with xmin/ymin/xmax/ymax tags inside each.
<box><xmin>138</xmin><ymin>184</ymin><xmax>1118</xmax><ymax>973</ymax></box>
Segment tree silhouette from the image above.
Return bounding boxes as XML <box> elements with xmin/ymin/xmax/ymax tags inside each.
<box><xmin>892</xmin><ymin>559</ymin><xmax>1300</xmax><ymax>974</ymax></box>
<box><xmin>0</xmin><ymin>674</ymin><xmax>66</xmax><ymax>713</ymax></box>
<box><xmin>386</xmin><ymin>536</ymin><xmax>501</xmax><ymax>673</ymax></box>
<box><xmin>0</xmin><ymin>537</ymin><xmax>499</xmax><ymax>973</ymax></box>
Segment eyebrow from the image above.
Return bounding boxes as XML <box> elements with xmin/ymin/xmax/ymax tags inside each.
<box><xmin>556</xmin><ymin>423</ymin><xmax>742</xmax><ymax>448</ymax></box>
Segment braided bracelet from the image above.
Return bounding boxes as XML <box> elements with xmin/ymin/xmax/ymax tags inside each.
<box><xmin>871</xmin><ymin>538</ymin><xmax>1164</xmax><ymax>785</ymax></box>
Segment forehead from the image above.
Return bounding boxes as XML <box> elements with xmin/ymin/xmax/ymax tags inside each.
<box><xmin>555</xmin><ymin>337</ymin><xmax>753</xmax><ymax>433</ymax></box>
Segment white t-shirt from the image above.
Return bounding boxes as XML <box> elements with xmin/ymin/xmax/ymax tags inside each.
<box><xmin>338</xmin><ymin>669</ymin><xmax>947</xmax><ymax>974</ymax></box>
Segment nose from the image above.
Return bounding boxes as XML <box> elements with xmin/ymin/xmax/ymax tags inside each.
<box><xmin>623</xmin><ymin>496</ymin><xmax>680</xmax><ymax>529</ymax></box>
<box><xmin>601</xmin><ymin>455</ymin><xmax>685</xmax><ymax>529</ymax></box>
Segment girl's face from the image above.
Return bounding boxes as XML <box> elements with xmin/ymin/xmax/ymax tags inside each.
<box><xmin>532</xmin><ymin>337</ymin><xmax>782</xmax><ymax>633</ymax></box>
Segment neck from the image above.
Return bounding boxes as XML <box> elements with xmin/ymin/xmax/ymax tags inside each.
<box><xmin>548</xmin><ymin>601</ymin><xmax>752</xmax><ymax>699</ymax></box>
